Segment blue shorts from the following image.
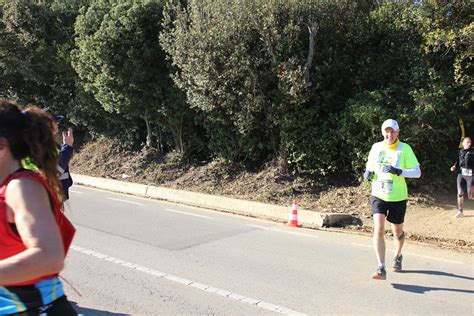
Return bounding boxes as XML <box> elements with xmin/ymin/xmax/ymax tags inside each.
<box><xmin>0</xmin><ymin>277</ymin><xmax>76</xmax><ymax>315</ymax></box>
<box><xmin>10</xmin><ymin>295</ymin><xmax>76</xmax><ymax>315</ymax></box>
<box><xmin>370</xmin><ymin>196</ymin><xmax>407</xmax><ymax>224</ymax></box>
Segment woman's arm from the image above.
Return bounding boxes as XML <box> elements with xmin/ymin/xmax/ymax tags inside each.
<box><xmin>0</xmin><ymin>178</ymin><xmax>64</xmax><ymax>285</ymax></box>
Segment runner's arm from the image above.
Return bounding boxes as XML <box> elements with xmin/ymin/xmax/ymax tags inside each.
<box><xmin>58</xmin><ymin>144</ymin><xmax>73</xmax><ymax>171</ymax></box>
<box><xmin>0</xmin><ymin>178</ymin><xmax>64</xmax><ymax>284</ymax></box>
<box><xmin>401</xmin><ymin>166</ymin><xmax>421</xmax><ymax>178</ymax></box>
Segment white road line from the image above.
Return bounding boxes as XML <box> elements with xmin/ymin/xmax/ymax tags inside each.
<box><xmin>69</xmin><ymin>190</ymin><xmax>83</xmax><ymax>194</ymax></box>
<box><xmin>351</xmin><ymin>243</ymin><xmax>464</xmax><ymax>264</ymax></box>
<box><xmin>107</xmin><ymin>197</ymin><xmax>144</xmax><ymax>206</ymax></box>
<box><xmin>70</xmin><ymin>245</ymin><xmax>305</xmax><ymax>316</ymax></box>
<box><xmin>164</xmin><ymin>208</ymin><xmax>213</xmax><ymax>219</ymax></box>
<box><xmin>248</xmin><ymin>224</ymin><xmax>319</xmax><ymax>239</ymax></box>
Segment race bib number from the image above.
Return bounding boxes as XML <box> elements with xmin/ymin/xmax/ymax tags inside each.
<box><xmin>377</xmin><ymin>179</ymin><xmax>393</xmax><ymax>194</ymax></box>
<box><xmin>461</xmin><ymin>168</ymin><xmax>472</xmax><ymax>176</ymax></box>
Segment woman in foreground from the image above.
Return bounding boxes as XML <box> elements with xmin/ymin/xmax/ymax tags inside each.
<box><xmin>0</xmin><ymin>99</ymin><xmax>76</xmax><ymax>315</ymax></box>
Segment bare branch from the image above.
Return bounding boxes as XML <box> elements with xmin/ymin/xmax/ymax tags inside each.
<box><xmin>303</xmin><ymin>21</ymin><xmax>317</xmax><ymax>85</ymax></box>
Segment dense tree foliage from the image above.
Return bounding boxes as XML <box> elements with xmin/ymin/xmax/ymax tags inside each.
<box><xmin>72</xmin><ymin>0</ymin><xmax>192</xmax><ymax>151</ymax></box>
<box><xmin>0</xmin><ymin>0</ymin><xmax>471</xmax><ymax>188</ymax></box>
<box><xmin>0</xmin><ymin>0</ymin><xmax>73</xmax><ymax>108</ymax></box>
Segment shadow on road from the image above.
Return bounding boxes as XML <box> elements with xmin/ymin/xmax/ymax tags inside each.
<box><xmin>391</xmin><ymin>283</ymin><xmax>474</xmax><ymax>294</ymax></box>
<box><xmin>400</xmin><ymin>269</ymin><xmax>474</xmax><ymax>281</ymax></box>
<box><xmin>71</xmin><ymin>301</ymin><xmax>129</xmax><ymax>316</ymax></box>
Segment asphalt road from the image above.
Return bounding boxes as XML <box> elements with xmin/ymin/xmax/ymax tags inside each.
<box><xmin>62</xmin><ymin>185</ymin><xmax>473</xmax><ymax>315</ymax></box>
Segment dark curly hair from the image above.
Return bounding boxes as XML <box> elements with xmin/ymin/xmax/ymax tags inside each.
<box><xmin>0</xmin><ymin>99</ymin><xmax>63</xmax><ymax>204</ymax></box>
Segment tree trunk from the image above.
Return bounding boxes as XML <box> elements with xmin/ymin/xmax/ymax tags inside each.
<box><xmin>278</xmin><ymin>147</ymin><xmax>289</xmax><ymax>175</ymax></box>
<box><xmin>144</xmin><ymin>114</ymin><xmax>152</xmax><ymax>148</ymax></box>
<box><xmin>174</xmin><ymin>122</ymin><xmax>184</xmax><ymax>153</ymax></box>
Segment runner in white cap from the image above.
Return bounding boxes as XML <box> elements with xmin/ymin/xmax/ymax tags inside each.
<box><xmin>363</xmin><ymin>119</ymin><xmax>421</xmax><ymax>280</ymax></box>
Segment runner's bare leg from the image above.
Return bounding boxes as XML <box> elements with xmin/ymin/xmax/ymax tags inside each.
<box><xmin>373</xmin><ymin>213</ymin><xmax>386</xmax><ymax>266</ymax></box>
<box><xmin>391</xmin><ymin>223</ymin><xmax>404</xmax><ymax>257</ymax></box>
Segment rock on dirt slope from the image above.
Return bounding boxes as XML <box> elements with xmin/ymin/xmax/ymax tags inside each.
<box><xmin>71</xmin><ymin>137</ymin><xmax>473</xmax><ymax>252</ymax></box>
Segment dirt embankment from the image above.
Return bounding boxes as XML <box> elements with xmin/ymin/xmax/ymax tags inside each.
<box><xmin>71</xmin><ymin>137</ymin><xmax>474</xmax><ymax>252</ymax></box>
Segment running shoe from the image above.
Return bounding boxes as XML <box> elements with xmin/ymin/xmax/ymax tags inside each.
<box><xmin>372</xmin><ymin>266</ymin><xmax>386</xmax><ymax>280</ymax></box>
<box><xmin>454</xmin><ymin>211</ymin><xmax>464</xmax><ymax>218</ymax></box>
<box><xmin>392</xmin><ymin>254</ymin><xmax>403</xmax><ymax>272</ymax></box>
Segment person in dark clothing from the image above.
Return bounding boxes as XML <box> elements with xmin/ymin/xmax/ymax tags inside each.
<box><xmin>50</xmin><ymin>114</ymin><xmax>74</xmax><ymax>200</ymax></box>
<box><xmin>57</xmin><ymin>128</ymin><xmax>74</xmax><ymax>200</ymax></box>
<box><xmin>450</xmin><ymin>136</ymin><xmax>473</xmax><ymax>218</ymax></box>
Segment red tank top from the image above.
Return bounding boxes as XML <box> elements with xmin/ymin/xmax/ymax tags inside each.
<box><xmin>0</xmin><ymin>170</ymin><xmax>75</xmax><ymax>286</ymax></box>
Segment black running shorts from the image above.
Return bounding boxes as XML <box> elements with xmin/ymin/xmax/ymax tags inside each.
<box><xmin>370</xmin><ymin>196</ymin><xmax>407</xmax><ymax>224</ymax></box>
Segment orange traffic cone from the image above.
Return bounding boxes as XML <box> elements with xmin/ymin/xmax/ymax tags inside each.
<box><xmin>287</xmin><ymin>199</ymin><xmax>301</xmax><ymax>227</ymax></box>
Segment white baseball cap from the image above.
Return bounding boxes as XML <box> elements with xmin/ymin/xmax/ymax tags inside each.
<box><xmin>381</xmin><ymin>119</ymin><xmax>399</xmax><ymax>132</ymax></box>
